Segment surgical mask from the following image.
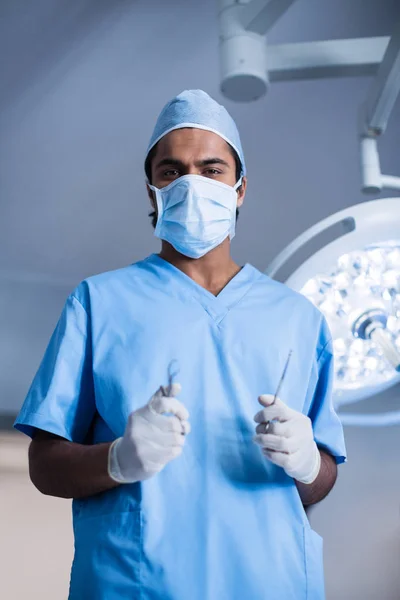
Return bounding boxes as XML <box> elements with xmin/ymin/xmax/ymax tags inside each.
<box><xmin>148</xmin><ymin>174</ymin><xmax>242</xmax><ymax>259</ymax></box>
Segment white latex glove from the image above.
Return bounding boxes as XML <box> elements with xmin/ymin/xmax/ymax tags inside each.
<box><xmin>253</xmin><ymin>394</ymin><xmax>321</xmax><ymax>484</ymax></box>
<box><xmin>108</xmin><ymin>383</ymin><xmax>190</xmax><ymax>484</ymax></box>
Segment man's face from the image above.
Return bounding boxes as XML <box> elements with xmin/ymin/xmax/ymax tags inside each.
<box><xmin>146</xmin><ymin>127</ymin><xmax>247</xmax><ymax>211</ymax></box>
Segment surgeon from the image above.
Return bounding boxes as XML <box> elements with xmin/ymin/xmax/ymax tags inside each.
<box><xmin>15</xmin><ymin>89</ymin><xmax>347</xmax><ymax>599</ymax></box>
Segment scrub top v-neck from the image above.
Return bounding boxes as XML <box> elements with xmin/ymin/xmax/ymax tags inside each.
<box><xmin>15</xmin><ymin>253</ymin><xmax>347</xmax><ymax>600</ymax></box>
<box><xmin>149</xmin><ymin>253</ymin><xmax>261</xmax><ymax>324</ymax></box>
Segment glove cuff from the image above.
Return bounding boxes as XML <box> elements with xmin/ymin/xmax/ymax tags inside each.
<box><xmin>297</xmin><ymin>443</ymin><xmax>321</xmax><ymax>485</ymax></box>
<box><xmin>108</xmin><ymin>438</ymin><xmax>129</xmax><ymax>484</ymax></box>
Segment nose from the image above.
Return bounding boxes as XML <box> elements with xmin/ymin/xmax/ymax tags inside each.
<box><xmin>183</xmin><ymin>165</ymin><xmax>200</xmax><ymax>176</ymax></box>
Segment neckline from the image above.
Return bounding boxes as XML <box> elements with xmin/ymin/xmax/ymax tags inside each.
<box><xmin>150</xmin><ymin>253</ymin><xmax>252</xmax><ymax>298</ymax></box>
<box><xmin>145</xmin><ymin>253</ymin><xmax>261</xmax><ymax>324</ymax></box>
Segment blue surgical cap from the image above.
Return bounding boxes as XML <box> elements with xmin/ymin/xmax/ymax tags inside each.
<box><xmin>146</xmin><ymin>89</ymin><xmax>246</xmax><ymax>177</ymax></box>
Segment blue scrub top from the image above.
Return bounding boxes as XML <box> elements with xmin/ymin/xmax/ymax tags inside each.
<box><xmin>15</xmin><ymin>254</ymin><xmax>347</xmax><ymax>600</ymax></box>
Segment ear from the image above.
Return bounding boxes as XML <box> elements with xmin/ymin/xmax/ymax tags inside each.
<box><xmin>146</xmin><ymin>182</ymin><xmax>156</xmax><ymax>210</ymax></box>
<box><xmin>236</xmin><ymin>176</ymin><xmax>247</xmax><ymax>208</ymax></box>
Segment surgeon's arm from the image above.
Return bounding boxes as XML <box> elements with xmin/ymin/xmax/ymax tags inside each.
<box><xmin>29</xmin><ymin>430</ymin><xmax>118</xmax><ymax>499</ymax></box>
<box><xmin>295</xmin><ymin>448</ymin><xmax>337</xmax><ymax>507</ymax></box>
<box><xmin>29</xmin><ymin>386</ymin><xmax>189</xmax><ymax>499</ymax></box>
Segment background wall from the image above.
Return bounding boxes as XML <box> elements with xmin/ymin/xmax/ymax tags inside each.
<box><xmin>0</xmin><ymin>1</ymin><xmax>399</xmax><ymax>598</ymax></box>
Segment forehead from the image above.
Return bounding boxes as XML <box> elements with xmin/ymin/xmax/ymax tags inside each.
<box><xmin>153</xmin><ymin>127</ymin><xmax>234</xmax><ymax>161</ymax></box>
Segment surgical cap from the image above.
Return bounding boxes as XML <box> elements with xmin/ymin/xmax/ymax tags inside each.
<box><xmin>146</xmin><ymin>89</ymin><xmax>246</xmax><ymax>177</ymax></box>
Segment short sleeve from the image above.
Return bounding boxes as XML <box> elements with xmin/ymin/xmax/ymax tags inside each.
<box><xmin>305</xmin><ymin>320</ymin><xmax>348</xmax><ymax>465</ymax></box>
<box><xmin>14</xmin><ymin>294</ymin><xmax>96</xmax><ymax>442</ymax></box>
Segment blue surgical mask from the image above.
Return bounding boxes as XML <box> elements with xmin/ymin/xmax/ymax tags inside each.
<box><xmin>148</xmin><ymin>174</ymin><xmax>242</xmax><ymax>259</ymax></box>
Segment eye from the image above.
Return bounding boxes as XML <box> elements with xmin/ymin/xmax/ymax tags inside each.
<box><xmin>204</xmin><ymin>168</ymin><xmax>222</xmax><ymax>176</ymax></box>
<box><xmin>163</xmin><ymin>169</ymin><xmax>180</xmax><ymax>177</ymax></box>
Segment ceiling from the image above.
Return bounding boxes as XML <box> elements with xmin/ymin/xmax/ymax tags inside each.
<box><xmin>1</xmin><ymin>0</ymin><xmax>400</xmax><ymax>410</ymax></box>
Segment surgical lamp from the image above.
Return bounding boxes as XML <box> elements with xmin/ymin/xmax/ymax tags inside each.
<box><xmin>217</xmin><ymin>1</ymin><xmax>400</xmax><ymax>424</ymax></box>
<box><xmin>266</xmin><ymin>199</ymin><xmax>400</xmax><ymax>426</ymax></box>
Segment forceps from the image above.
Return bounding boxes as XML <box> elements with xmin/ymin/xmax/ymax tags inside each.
<box><xmin>163</xmin><ymin>359</ymin><xmax>180</xmax><ymax>397</ymax></box>
<box><xmin>164</xmin><ymin>359</ymin><xmax>186</xmax><ymax>435</ymax></box>
<box><xmin>149</xmin><ymin>359</ymin><xmax>181</xmax><ymax>417</ymax></box>
<box><xmin>264</xmin><ymin>349</ymin><xmax>293</xmax><ymax>434</ymax></box>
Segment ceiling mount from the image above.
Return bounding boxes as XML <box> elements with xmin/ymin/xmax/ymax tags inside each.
<box><xmin>218</xmin><ymin>0</ymin><xmax>400</xmax><ymax>194</ymax></box>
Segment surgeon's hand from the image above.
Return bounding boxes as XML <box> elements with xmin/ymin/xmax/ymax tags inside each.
<box><xmin>253</xmin><ymin>395</ymin><xmax>321</xmax><ymax>484</ymax></box>
<box><xmin>108</xmin><ymin>383</ymin><xmax>190</xmax><ymax>484</ymax></box>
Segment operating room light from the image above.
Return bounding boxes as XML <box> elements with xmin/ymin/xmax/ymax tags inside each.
<box><xmin>300</xmin><ymin>243</ymin><xmax>400</xmax><ymax>396</ymax></box>
<box><xmin>266</xmin><ymin>198</ymin><xmax>400</xmax><ymax>425</ymax></box>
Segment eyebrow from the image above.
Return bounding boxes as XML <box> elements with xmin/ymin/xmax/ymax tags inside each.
<box><xmin>155</xmin><ymin>157</ymin><xmax>232</xmax><ymax>170</ymax></box>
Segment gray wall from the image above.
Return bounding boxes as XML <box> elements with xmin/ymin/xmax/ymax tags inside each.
<box><xmin>1</xmin><ymin>1</ymin><xmax>399</xmax><ymax>598</ymax></box>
